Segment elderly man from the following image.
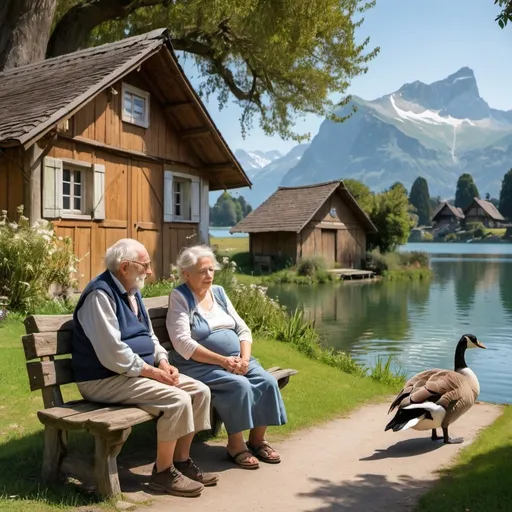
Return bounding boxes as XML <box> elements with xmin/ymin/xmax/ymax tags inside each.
<box><xmin>71</xmin><ymin>238</ymin><xmax>218</xmax><ymax>498</ymax></box>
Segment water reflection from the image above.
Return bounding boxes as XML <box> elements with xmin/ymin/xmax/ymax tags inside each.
<box><xmin>266</xmin><ymin>250</ymin><xmax>512</xmax><ymax>405</ymax></box>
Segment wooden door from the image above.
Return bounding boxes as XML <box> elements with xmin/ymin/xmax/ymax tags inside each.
<box><xmin>321</xmin><ymin>229</ymin><xmax>336</xmax><ymax>266</ymax></box>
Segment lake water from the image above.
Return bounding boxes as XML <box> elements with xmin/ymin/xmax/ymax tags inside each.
<box><xmin>265</xmin><ymin>243</ymin><xmax>512</xmax><ymax>405</ymax></box>
<box><xmin>210</xmin><ymin>228</ymin><xmax>248</xmax><ymax>238</ymax></box>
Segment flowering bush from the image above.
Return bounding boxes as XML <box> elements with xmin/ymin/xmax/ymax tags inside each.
<box><xmin>0</xmin><ymin>207</ymin><xmax>79</xmax><ymax>312</ymax></box>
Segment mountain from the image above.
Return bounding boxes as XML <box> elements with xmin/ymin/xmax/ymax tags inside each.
<box><xmin>210</xmin><ymin>144</ymin><xmax>309</xmax><ymax>208</ymax></box>
<box><xmin>281</xmin><ymin>67</ymin><xmax>512</xmax><ymax>197</ymax></box>
<box><xmin>233</xmin><ymin>149</ymin><xmax>283</xmax><ymax>171</ymax></box>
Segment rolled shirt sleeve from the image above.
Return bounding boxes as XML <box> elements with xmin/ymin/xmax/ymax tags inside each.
<box><xmin>166</xmin><ymin>289</ymin><xmax>200</xmax><ymax>360</ymax></box>
<box><xmin>76</xmin><ymin>290</ymin><xmax>145</xmax><ymax>377</ymax></box>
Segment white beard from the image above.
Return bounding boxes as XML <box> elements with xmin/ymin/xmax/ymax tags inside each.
<box><xmin>133</xmin><ymin>273</ymin><xmax>146</xmax><ymax>290</ymax></box>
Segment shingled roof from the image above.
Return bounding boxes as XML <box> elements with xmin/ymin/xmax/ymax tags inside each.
<box><xmin>466</xmin><ymin>198</ymin><xmax>505</xmax><ymax>221</ymax></box>
<box><xmin>432</xmin><ymin>201</ymin><xmax>465</xmax><ymax>221</ymax></box>
<box><xmin>230</xmin><ymin>180</ymin><xmax>377</xmax><ymax>233</ymax></box>
<box><xmin>0</xmin><ymin>28</ymin><xmax>250</xmax><ymax>190</ymax></box>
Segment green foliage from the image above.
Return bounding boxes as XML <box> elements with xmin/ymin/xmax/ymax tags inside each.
<box><xmin>0</xmin><ymin>208</ymin><xmax>79</xmax><ymax>313</ymax></box>
<box><xmin>455</xmin><ymin>173</ymin><xmax>480</xmax><ymax>211</ymax></box>
<box><xmin>499</xmin><ymin>169</ymin><xmax>512</xmax><ymax>220</ymax></box>
<box><xmin>210</xmin><ymin>192</ymin><xmax>253</xmax><ymax>227</ymax></box>
<box><xmin>495</xmin><ymin>0</ymin><xmax>512</xmax><ymax>28</ymax></box>
<box><xmin>363</xmin><ymin>249</ymin><xmax>431</xmax><ymax>280</ymax></box>
<box><xmin>52</xmin><ymin>0</ymin><xmax>380</xmax><ymax>142</ymax></box>
<box><xmin>344</xmin><ymin>179</ymin><xmax>413</xmax><ymax>253</ymax></box>
<box><xmin>408</xmin><ymin>177</ymin><xmax>431</xmax><ymax>226</ymax></box>
<box><xmin>368</xmin><ymin>184</ymin><xmax>414</xmax><ymax>253</ymax></box>
<box><xmin>297</xmin><ymin>257</ymin><xmax>326</xmax><ymax>277</ymax></box>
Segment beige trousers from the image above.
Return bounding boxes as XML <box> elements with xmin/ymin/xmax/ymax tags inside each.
<box><xmin>77</xmin><ymin>373</ymin><xmax>211</xmax><ymax>442</ymax></box>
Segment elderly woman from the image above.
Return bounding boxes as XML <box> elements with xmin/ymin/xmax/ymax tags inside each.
<box><xmin>166</xmin><ymin>245</ymin><xmax>287</xmax><ymax>470</ymax></box>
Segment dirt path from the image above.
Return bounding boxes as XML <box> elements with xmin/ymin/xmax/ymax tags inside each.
<box><xmin>118</xmin><ymin>401</ymin><xmax>501</xmax><ymax>512</ymax></box>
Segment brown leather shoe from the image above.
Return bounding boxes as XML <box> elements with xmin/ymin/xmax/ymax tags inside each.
<box><xmin>148</xmin><ymin>464</ymin><xmax>204</xmax><ymax>497</ymax></box>
<box><xmin>174</xmin><ymin>458</ymin><xmax>219</xmax><ymax>486</ymax></box>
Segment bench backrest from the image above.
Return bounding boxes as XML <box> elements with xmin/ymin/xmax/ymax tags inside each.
<box><xmin>21</xmin><ymin>296</ymin><xmax>172</xmax><ymax>409</ymax></box>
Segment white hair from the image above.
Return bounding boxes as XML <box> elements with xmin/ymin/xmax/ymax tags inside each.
<box><xmin>105</xmin><ymin>238</ymin><xmax>146</xmax><ymax>273</ymax></box>
<box><xmin>176</xmin><ymin>245</ymin><xmax>219</xmax><ymax>282</ymax></box>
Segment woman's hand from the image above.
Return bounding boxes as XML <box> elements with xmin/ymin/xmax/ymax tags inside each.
<box><xmin>233</xmin><ymin>358</ymin><xmax>249</xmax><ymax>376</ymax></box>
<box><xmin>222</xmin><ymin>356</ymin><xmax>241</xmax><ymax>373</ymax></box>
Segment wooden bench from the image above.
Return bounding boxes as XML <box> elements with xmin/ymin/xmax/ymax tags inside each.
<box><xmin>21</xmin><ymin>295</ymin><xmax>298</xmax><ymax>498</ymax></box>
<box><xmin>254</xmin><ymin>254</ymin><xmax>272</xmax><ymax>273</ymax></box>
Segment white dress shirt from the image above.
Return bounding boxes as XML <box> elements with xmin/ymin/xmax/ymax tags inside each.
<box><xmin>167</xmin><ymin>286</ymin><xmax>253</xmax><ymax>361</ymax></box>
<box><xmin>76</xmin><ymin>272</ymin><xmax>169</xmax><ymax>377</ymax></box>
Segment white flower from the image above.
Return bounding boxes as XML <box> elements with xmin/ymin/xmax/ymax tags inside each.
<box><xmin>9</xmin><ymin>222</ymin><xmax>18</xmax><ymax>230</ymax></box>
<box><xmin>69</xmin><ymin>267</ymin><xmax>77</xmax><ymax>273</ymax></box>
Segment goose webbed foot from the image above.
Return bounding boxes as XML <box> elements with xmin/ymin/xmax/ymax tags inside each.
<box><xmin>431</xmin><ymin>429</ymin><xmax>441</xmax><ymax>441</ymax></box>
<box><xmin>442</xmin><ymin>427</ymin><xmax>464</xmax><ymax>444</ymax></box>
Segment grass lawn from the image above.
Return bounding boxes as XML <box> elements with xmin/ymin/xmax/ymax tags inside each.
<box><xmin>0</xmin><ymin>316</ymin><xmax>393</xmax><ymax>511</ymax></box>
<box><xmin>415</xmin><ymin>405</ymin><xmax>512</xmax><ymax>512</ymax></box>
<box><xmin>210</xmin><ymin>235</ymin><xmax>249</xmax><ymax>253</ymax></box>
<box><xmin>483</xmin><ymin>228</ymin><xmax>506</xmax><ymax>237</ymax></box>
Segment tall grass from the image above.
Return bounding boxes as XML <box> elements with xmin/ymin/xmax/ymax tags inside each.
<box><xmin>0</xmin><ymin>208</ymin><xmax>78</xmax><ymax>313</ymax></box>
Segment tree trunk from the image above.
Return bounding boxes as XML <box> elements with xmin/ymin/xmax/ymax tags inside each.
<box><xmin>0</xmin><ymin>0</ymin><xmax>57</xmax><ymax>70</ymax></box>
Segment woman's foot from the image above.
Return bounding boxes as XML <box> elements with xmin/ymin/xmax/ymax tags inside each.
<box><xmin>247</xmin><ymin>439</ymin><xmax>281</xmax><ymax>464</ymax></box>
<box><xmin>227</xmin><ymin>437</ymin><xmax>259</xmax><ymax>469</ymax></box>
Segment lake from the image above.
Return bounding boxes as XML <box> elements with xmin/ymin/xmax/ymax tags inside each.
<box><xmin>265</xmin><ymin>243</ymin><xmax>512</xmax><ymax>405</ymax></box>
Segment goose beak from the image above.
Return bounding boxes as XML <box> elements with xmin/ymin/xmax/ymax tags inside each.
<box><xmin>476</xmin><ymin>340</ymin><xmax>486</xmax><ymax>349</ymax></box>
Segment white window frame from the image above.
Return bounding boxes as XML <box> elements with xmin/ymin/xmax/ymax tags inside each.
<box><xmin>42</xmin><ymin>157</ymin><xmax>106</xmax><ymax>221</ymax></box>
<box><xmin>164</xmin><ymin>170</ymin><xmax>201</xmax><ymax>224</ymax></box>
<box><xmin>62</xmin><ymin>164</ymin><xmax>86</xmax><ymax>216</ymax></box>
<box><xmin>122</xmin><ymin>82</ymin><xmax>150</xmax><ymax>128</ymax></box>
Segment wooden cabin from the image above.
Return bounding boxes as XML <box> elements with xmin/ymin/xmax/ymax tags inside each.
<box><xmin>463</xmin><ymin>198</ymin><xmax>505</xmax><ymax>228</ymax></box>
<box><xmin>431</xmin><ymin>202</ymin><xmax>465</xmax><ymax>232</ymax></box>
<box><xmin>0</xmin><ymin>29</ymin><xmax>250</xmax><ymax>291</ymax></box>
<box><xmin>230</xmin><ymin>180</ymin><xmax>377</xmax><ymax>268</ymax></box>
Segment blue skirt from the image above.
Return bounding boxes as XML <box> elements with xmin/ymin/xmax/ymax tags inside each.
<box><xmin>171</xmin><ymin>329</ymin><xmax>287</xmax><ymax>434</ymax></box>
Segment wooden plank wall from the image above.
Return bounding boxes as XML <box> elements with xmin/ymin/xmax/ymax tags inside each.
<box><xmin>250</xmin><ymin>232</ymin><xmax>297</xmax><ymax>262</ymax></box>
<box><xmin>0</xmin><ymin>148</ymin><xmax>25</xmax><ymax>219</ymax></box>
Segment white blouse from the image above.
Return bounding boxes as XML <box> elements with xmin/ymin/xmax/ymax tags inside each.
<box><xmin>166</xmin><ymin>286</ymin><xmax>253</xmax><ymax>360</ymax></box>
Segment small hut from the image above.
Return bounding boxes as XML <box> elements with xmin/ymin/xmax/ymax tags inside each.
<box><xmin>463</xmin><ymin>198</ymin><xmax>505</xmax><ymax>228</ymax></box>
<box><xmin>431</xmin><ymin>202</ymin><xmax>465</xmax><ymax>231</ymax></box>
<box><xmin>230</xmin><ymin>180</ymin><xmax>377</xmax><ymax>268</ymax></box>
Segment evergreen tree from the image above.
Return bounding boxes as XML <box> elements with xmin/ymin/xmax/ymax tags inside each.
<box><xmin>455</xmin><ymin>174</ymin><xmax>480</xmax><ymax>211</ymax></box>
<box><xmin>210</xmin><ymin>192</ymin><xmax>253</xmax><ymax>226</ymax></box>
<box><xmin>499</xmin><ymin>169</ymin><xmax>512</xmax><ymax>220</ymax></box>
<box><xmin>408</xmin><ymin>177</ymin><xmax>431</xmax><ymax>226</ymax></box>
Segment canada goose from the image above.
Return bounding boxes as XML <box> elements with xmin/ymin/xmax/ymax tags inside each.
<box><xmin>385</xmin><ymin>334</ymin><xmax>486</xmax><ymax>444</ymax></box>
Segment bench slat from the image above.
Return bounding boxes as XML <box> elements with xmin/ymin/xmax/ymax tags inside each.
<box><xmin>24</xmin><ymin>297</ymin><xmax>170</xmax><ymax>334</ymax></box>
<box><xmin>27</xmin><ymin>359</ymin><xmax>74</xmax><ymax>391</ymax></box>
<box><xmin>39</xmin><ymin>403</ymin><xmax>153</xmax><ymax>433</ymax></box>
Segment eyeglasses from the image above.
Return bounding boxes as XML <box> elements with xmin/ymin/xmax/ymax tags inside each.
<box><xmin>124</xmin><ymin>260</ymin><xmax>152</xmax><ymax>271</ymax></box>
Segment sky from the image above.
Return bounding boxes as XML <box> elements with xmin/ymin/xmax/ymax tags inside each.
<box><xmin>179</xmin><ymin>0</ymin><xmax>512</xmax><ymax>155</ymax></box>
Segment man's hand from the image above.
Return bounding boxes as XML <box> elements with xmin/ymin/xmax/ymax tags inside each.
<box><xmin>140</xmin><ymin>362</ymin><xmax>178</xmax><ymax>386</ymax></box>
<box><xmin>158</xmin><ymin>359</ymin><xmax>180</xmax><ymax>385</ymax></box>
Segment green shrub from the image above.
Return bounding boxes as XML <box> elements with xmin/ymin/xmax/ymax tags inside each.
<box><xmin>297</xmin><ymin>256</ymin><xmax>326</xmax><ymax>277</ymax></box>
<box><xmin>445</xmin><ymin>233</ymin><xmax>458</xmax><ymax>242</ymax></box>
<box><xmin>0</xmin><ymin>208</ymin><xmax>78</xmax><ymax>312</ymax></box>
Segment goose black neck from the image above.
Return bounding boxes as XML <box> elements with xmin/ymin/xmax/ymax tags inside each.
<box><xmin>454</xmin><ymin>340</ymin><xmax>468</xmax><ymax>370</ymax></box>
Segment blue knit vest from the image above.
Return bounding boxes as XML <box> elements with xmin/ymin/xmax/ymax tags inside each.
<box><xmin>71</xmin><ymin>270</ymin><xmax>155</xmax><ymax>382</ymax></box>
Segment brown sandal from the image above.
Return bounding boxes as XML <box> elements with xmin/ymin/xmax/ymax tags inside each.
<box><xmin>227</xmin><ymin>450</ymin><xmax>260</xmax><ymax>470</ymax></box>
<box><xmin>247</xmin><ymin>441</ymin><xmax>281</xmax><ymax>464</ymax></box>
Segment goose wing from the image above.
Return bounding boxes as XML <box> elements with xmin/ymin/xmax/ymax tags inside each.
<box><xmin>388</xmin><ymin>369</ymin><xmax>468</xmax><ymax>414</ymax></box>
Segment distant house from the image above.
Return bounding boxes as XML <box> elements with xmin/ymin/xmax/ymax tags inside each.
<box><xmin>463</xmin><ymin>198</ymin><xmax>505</xmax><ymax>228</ymax></box>
<box><xmin>431</xmin><ymin>202</ymin><xmax>465</xmax><ymax>232</ymax></box>
<box><xmin>230</xmin><ymin>180</ymin><xmax>377</xmax><ymax>268</ymax></box>
<box><xmin>0</xmin><ymin>29</ymin><xmax>250</xmax><ymax>290</ymax></box>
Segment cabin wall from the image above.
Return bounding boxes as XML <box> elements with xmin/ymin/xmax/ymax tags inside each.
<box><xmin>47</xmin><ymin>139</ymin><xmax>199</xmax><ymax>291</ymax></box>
<box><xmin>0</xmin><ymin>148</ymin><xmax>25</xmax><ymax>219</ymax></box>
<box><xmin>249</xmin><ymin>232</ymin><xmax>297</xmax><ymax>263</ymax></box>
<box><xmin>300</xmin><ymin>194</ymin><xmax>367</xmax><ymax>268</ymax></box>
<box><xmin>464</xmin><ymin>205</ymin><xmax>499</xmax><ymax>228</ymax></box>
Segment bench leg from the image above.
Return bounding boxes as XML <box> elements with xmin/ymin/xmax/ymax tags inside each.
<box><xmin>210</xmin><ymin>407</ymin><xmax>224</xmax><ymax>437</ymax></box>
<box><xmin>93</xmin><ymin>428</ymin><xmax>131</xmax><ymax>498</ymax></box>
<box><xmin>41</xmin><ymin>425</ymin><xmax>67</xmax><ymax>483</ymax></box>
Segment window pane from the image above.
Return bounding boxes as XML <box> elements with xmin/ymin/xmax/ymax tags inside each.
<box><xmin>74</xmin><ymin>170</ymin><xmax>82</xmax><ymax>183</ymax></box>
<box><xmin>74</xmin><ymin>183</ymin><xmax>81</xmax><ymax>197</ymax></box>
<box><xmin>123</xmin><ymin>93</ymin><xmax>132</xmax><ymax>115</ymax></box>
<box><xmin>63</xmin><ymin>182</ymin><xmax>70</xmax><ymax>195</ymax></box>
<box><xmin>63</xmin><ymin>196</ymin><xmax>70</xmax><ymax>210</ymax></box>
<box><xmin>175</xmin><ymin>203</ymin><xmax>181</xmax><ymax>216</ymax></box>
<box><xmin>63</xmin><ymin>169</ymin><xmax>70</xmax><ymax>182</ymax></box>
<box><xmin>74</xmin><ymin>197</ymin><xmax>81</xmax><ymax>211</ymax></box>
<box><xmin>133</xmin><ymin>96</ymin><xmax>145</xmax><ymax>120</ymax></box>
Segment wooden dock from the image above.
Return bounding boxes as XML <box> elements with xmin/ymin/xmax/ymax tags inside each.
<box><xmin>328</xmin><ymin>269</ymin><xmax>375</xmax><ymax>280</ymax></box>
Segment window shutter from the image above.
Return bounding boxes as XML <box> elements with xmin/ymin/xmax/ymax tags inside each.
<box><xmin>92</xmin><ymin>163</ymin><xmax>106</xmax><ymax>220</ymax></box>
<box><xmin>191</xmin><ymin>176</ymin><xmax>200</xmax><ymax>223</ymax></box>
<box><xmin>164</xmin><ymin>170</ymin><xmax>173</xmax><ymax>222</ymax></box>
<box><xmin>42</xmin><ymin>157</ymin><xmax>63</xmax><ymax>218</ymax></box>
